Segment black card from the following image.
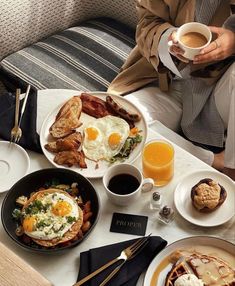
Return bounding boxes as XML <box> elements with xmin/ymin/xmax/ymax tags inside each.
<box><xmin>110</xmin><ymin>212</ymin><xmax>148</xmax><ymax>236</ymax></box>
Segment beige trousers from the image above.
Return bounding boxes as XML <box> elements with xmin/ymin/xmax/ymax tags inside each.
<box><xmin>125</xmin><ymin>62</ymin><xmax>235</xmax><ymax>168</ymax></box>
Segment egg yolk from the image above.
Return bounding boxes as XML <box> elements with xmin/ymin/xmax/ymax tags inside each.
<box><xmin>52</xmin><ymin>201</ymin><xmax>72</xmax><ymax>216</ymax></box>
<box><xmin>86</xmin><ymin>127</ymin><xmax>99</xmax><ymax>140</ymax></box>
<box><xmin>23</xmin><ymin>216</ymin><xmax>36</xmax><ymax>232</ymax></box>
<box><xmin>108</xmin><ymin>133</ymin><xmax>121</xmax><ymax>149</ymax></box>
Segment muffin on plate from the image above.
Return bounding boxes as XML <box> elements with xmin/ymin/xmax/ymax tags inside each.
<box><xmin>191</xmin><ymin>178</ymin><xmax>227</xmax><ymax>212</ymax></box>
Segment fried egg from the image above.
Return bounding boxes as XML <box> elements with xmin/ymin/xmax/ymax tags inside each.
<box><xmin>82</xmin><ymin>115</ymin><xmax>130</xmax><ymax>161</ymax></box>
<box><xmin>22</xmin><ymin>191</ymin><xmax>79</xmax><ymax>240</ymax></box>
<box><xmin>82</xmin><ymin>118</ymin><xmax>106</xmax><ymax>161</ymax></box>
<box><xmin>103</xmin><ymin>116</ymin><xmax>130</xmax><ymax>159</ymax></box>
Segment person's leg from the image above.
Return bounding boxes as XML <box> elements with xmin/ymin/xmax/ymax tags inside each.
<box><xmin>125</xmin><ymin>82</ymin><xmax>182</xmax><ymax>131</ymax></box>
<box><xmin>125</xmin><ymin>81</ymin><xmax>214</xmax><ymax>166</ymax></box>
<box><xmin>213</xmin><ymin>62</ymin><xmax>235</xmax><ymax>180</ymax></box>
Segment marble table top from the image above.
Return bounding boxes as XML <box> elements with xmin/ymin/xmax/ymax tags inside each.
<box><xmin>0</xmin><ymin>89</ymin><xmax>234</xmax><ymax>286</ymax></box>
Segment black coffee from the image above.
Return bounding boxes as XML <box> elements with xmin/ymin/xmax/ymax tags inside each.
<box><xmin>108</xmin><ymin>174</ymin><xmax>140</xmax><ymax>195</ymax></box>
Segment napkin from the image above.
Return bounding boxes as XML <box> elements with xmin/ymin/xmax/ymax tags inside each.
<box><xmin>77</xmin><ymin>236</ymin><xmax>167</xmax><ymax>286</ymax></box>
<box><xmin>0</xmin><ymin>89</ymin><xmax>42</xmax><ymax>153</ymax></box>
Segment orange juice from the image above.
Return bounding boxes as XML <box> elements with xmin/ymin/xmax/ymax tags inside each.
<box><xmin>142</xmin><ymin>140</ymin><xmax>174</xmax><ymax>186</ymax></box>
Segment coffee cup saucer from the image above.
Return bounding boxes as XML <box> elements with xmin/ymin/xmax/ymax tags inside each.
<box><xmin>0</xmin><ymin>141</ymin><xmax>30</xmax><ymax>193</ymax></box>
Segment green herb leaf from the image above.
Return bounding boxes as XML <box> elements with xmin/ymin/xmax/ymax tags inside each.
<box><xmin>12</xmin><ymin>209</ymin><xmax>22</xmax><ymax>220</ymax></box>
<box><xmin>66</xmin><ymin>216</ymin><xmax>76</xmax><ymax>223</ymax></box>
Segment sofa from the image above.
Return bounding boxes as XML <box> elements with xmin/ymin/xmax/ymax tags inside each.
<box><xmin>0</xmin><ymin>0</ymin><xmax>214</xmax><ymax>166</ymax></box>
<box><xmin>0</xmin><ymin>0</ymin><xmax>138</xmax><ymax>92</ymax></box>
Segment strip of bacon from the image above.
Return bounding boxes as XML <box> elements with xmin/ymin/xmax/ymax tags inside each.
<box><xmin>80</xmin><ymin>92</ymin><xmax>115</xmax><ymax>118</ymax></box>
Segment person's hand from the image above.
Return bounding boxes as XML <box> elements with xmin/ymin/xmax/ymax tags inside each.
<box><xmin>168</xmin><ymin>31</ymin><xmax>189</xmax><ymax>63</ymax></box>
<box><xmin>193</xmin><ymin>26</ymin><xmax>235</xmax><ymax>64</ymax></box>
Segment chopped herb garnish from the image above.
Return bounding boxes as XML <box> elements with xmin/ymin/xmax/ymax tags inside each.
<box><xmin>36</xmin><ymin>220</ymin><xmax>51</xmax><ymax>228</ymax></box>
<box><xmin>53</xmin><ymin>224</ymin><xmax>65</xmax><ymax>233</ymax></box>
<box><xmin>25</xmin><ymin>200</ymin><xmax>44</xmax><ymax>215</ymax></box>
<box><xmin>66</xmin><ymin>216</ymin><xmax>76</xmax><ymax>223</ymax></box>
<box><xmin>12</xmin><ymin>208</ymin><xmax>22</xmax><ymax>220</ymax></box>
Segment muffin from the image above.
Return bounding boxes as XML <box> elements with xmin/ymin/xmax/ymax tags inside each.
<box><xmin>191</xmin><ymin>178</ymin><xmax>227</xmax><ymax>212</ymax></box>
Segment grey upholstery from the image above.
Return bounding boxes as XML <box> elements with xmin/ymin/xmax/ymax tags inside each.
<box><xmin>1</xmin><ymin>18</ymin><xmax>135</xmax><ymax>91</ymax></box>
<box><xmin>0</xmin><ymin>0</ymin><xmax>137</xmax><ymax>61</ymax></box>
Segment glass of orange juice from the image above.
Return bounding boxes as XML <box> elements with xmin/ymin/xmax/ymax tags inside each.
<box><xmin>142</xmin><ymin>139</ymin><xmax>174</xmax><ymax>186</ymax></box>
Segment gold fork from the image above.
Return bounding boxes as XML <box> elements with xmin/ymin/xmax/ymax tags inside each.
<box><xmin>74</xmin><ymin>234</ymin><xmax>151</xmax><ymax>286</ymax></box>
<box><xmin>10</xmin><ymin>88</ymin><xmax>21</xmax><ymax>143</ymax></box>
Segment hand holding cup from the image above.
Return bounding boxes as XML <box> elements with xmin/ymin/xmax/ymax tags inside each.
<box><xmin>168</xmin><ymin>22</ymin><xmax>212</xmax><ymax>61</ymax></box>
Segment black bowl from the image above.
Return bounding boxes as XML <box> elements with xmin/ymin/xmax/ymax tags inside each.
<box><xmin>1</xmin><ymin>168</ymin><xmax>100</xmax><ymax>253</ymax></box>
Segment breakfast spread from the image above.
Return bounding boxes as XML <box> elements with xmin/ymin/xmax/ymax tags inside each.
<box><xmin>44</xmin><ymin>93</ymin><xmax>143</xmax><ymax>168</ymax></box>
<box><xmin>191</xmin><ymin>178</ymin><xmax>227</xmax><ymax>212</ymax></box>
<box><xmin>12</xmin><ymin>181</ymin><xmax>93</xmax><ymax>249</ymax></box>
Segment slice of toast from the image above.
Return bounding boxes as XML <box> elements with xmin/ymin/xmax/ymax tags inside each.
<box><xmin>45</xmin><ymin>132</ymin><xmax>82</xmax><ymax>153</ymax></box>
<box><xmin>54</xmin><ymin>150</ymin><xmax>87</xmax><ymax>168</ymax></box>
<box><xmin>55</xmin><ymin>96</ymin><xmax>82</xmax><ymax>120</ymax></box>
<box><xmin>49</xmin><ymin>96</ymin><xmax>82</xmax><ymax>138</ymax></box>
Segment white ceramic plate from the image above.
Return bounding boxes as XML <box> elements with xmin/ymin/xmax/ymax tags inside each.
<box><xmin>174</xmin><ymin>170</ymin><xmax>235</xmax><ymax>227</ymax></box>
<box><xmin>40</xmin><ymin>92</ymin><xmax>148</xmax><ymax>178</ymax></box>
<box><xmin>0</xmin><ymin>141</ymin><xmax>30</xmax><ymax>193</ymax></box>
<box><xmin>144</xmin><ymin>236</ymin><xmax>235</xmax><ymax>286</ymax></box>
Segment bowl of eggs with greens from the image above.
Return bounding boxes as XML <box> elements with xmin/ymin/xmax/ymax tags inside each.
<box><xmin>1</xmin><ymin>168</ymin><xmax>100</xmax><ymax>253</ymax></box>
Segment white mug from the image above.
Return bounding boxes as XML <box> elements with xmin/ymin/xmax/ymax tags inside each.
<box><xmin>103</xmin><ymin>163</ymin><xmax>154</xmax><ymax>206</ymax></box>
<box><xmin>172</xmin><ymin>22</ymin><xmax>212</xmax><ymax>60</ymax></box>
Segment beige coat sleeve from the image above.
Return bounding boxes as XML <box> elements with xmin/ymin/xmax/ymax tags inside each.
<box><xmin>135</xmin><ymin>0</ymin><xmax>179</xmax><ymax>70</ymax></box>
<box><xmin>108</xmin><ymin>0</ymin><xmax>194</xmax><ymax>95</ymax></box>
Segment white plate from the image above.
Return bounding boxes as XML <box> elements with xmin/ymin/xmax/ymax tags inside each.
<box><xmin>174</xmin><ymin>170</ymin><xmax>235</xmax><ymax>227</ymax></box>
<box><xmin>40</xmin><ymin>92</ymin><xmax>148</xmax><ymax>178</ymax></box>
<box><xmin>144</xmin><ymin>236</ymin><xmax>235</xmax><ymax>286</ymax></box>
<box><xmin>0</xmin><ymin>141</ymin><xmax>30</xmax><ymax>193</ymax></box>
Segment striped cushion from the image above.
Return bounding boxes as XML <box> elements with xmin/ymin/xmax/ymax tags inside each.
<box><xmin>0</xmin><ymin>18</ymin><xmax>135</xmax><ymax>91</ymax></box>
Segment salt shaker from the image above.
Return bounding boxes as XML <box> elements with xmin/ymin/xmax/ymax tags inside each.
<box><xmin>158</xmin><ymin>205</ymin><xmax>174</xmax><ymax>224</ymax></box>
<box><xmin>150</xmin><ymin>191</ymin><xmax>162</xmax><ymax>210</ymax></box>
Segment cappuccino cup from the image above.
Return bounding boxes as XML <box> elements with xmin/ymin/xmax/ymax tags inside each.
<box><xmin>103</xmin><ymin>163</ymin><xmax>154</xmax><ymax>206</ymax></box>
<box><xmin>175</xmin><ymin>22</ymin><xmax>212</xmax><ymax>60</ymax></box>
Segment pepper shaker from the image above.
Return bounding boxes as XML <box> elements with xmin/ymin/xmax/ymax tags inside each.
<box><xmin>150</xmin><ymin>191</ymin><xmax>162</xmax><ymax>210</ymax></box>
<box><xmin>157</xmin><ymin>205</ymin><xmax>175</xmax><ymax>224</ymax></box>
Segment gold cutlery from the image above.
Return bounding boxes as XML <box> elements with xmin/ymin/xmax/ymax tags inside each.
<box><xmin>99</xmin><ymin>235</ymin><xmax>150</xmax><ymax>286</ymax></box>
<box><xmin>10</xmin><ymin>88</ymin><xmax>21</xmax><ymax>143</ymax></box>
<box><xmin>74</xmin><ymin>234</ymin><xmax>151</xmax><ymax>286</ymax></box>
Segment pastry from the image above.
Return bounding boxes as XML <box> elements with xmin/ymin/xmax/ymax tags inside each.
<box><xmin>191</xmin><ymin>178</ymin><xmax>227</xmax><ymax>212</ymax></box>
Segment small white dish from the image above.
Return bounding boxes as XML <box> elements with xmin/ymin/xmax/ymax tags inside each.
<box><xmin>0</xmin><ymin>141</ymin><xmax>30</xmax><ymax>193</ymax></box>
<box><xmin>174</xmin><ymin>170</ymin><xmax>235</xmax><ymax>227</ymax></box>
